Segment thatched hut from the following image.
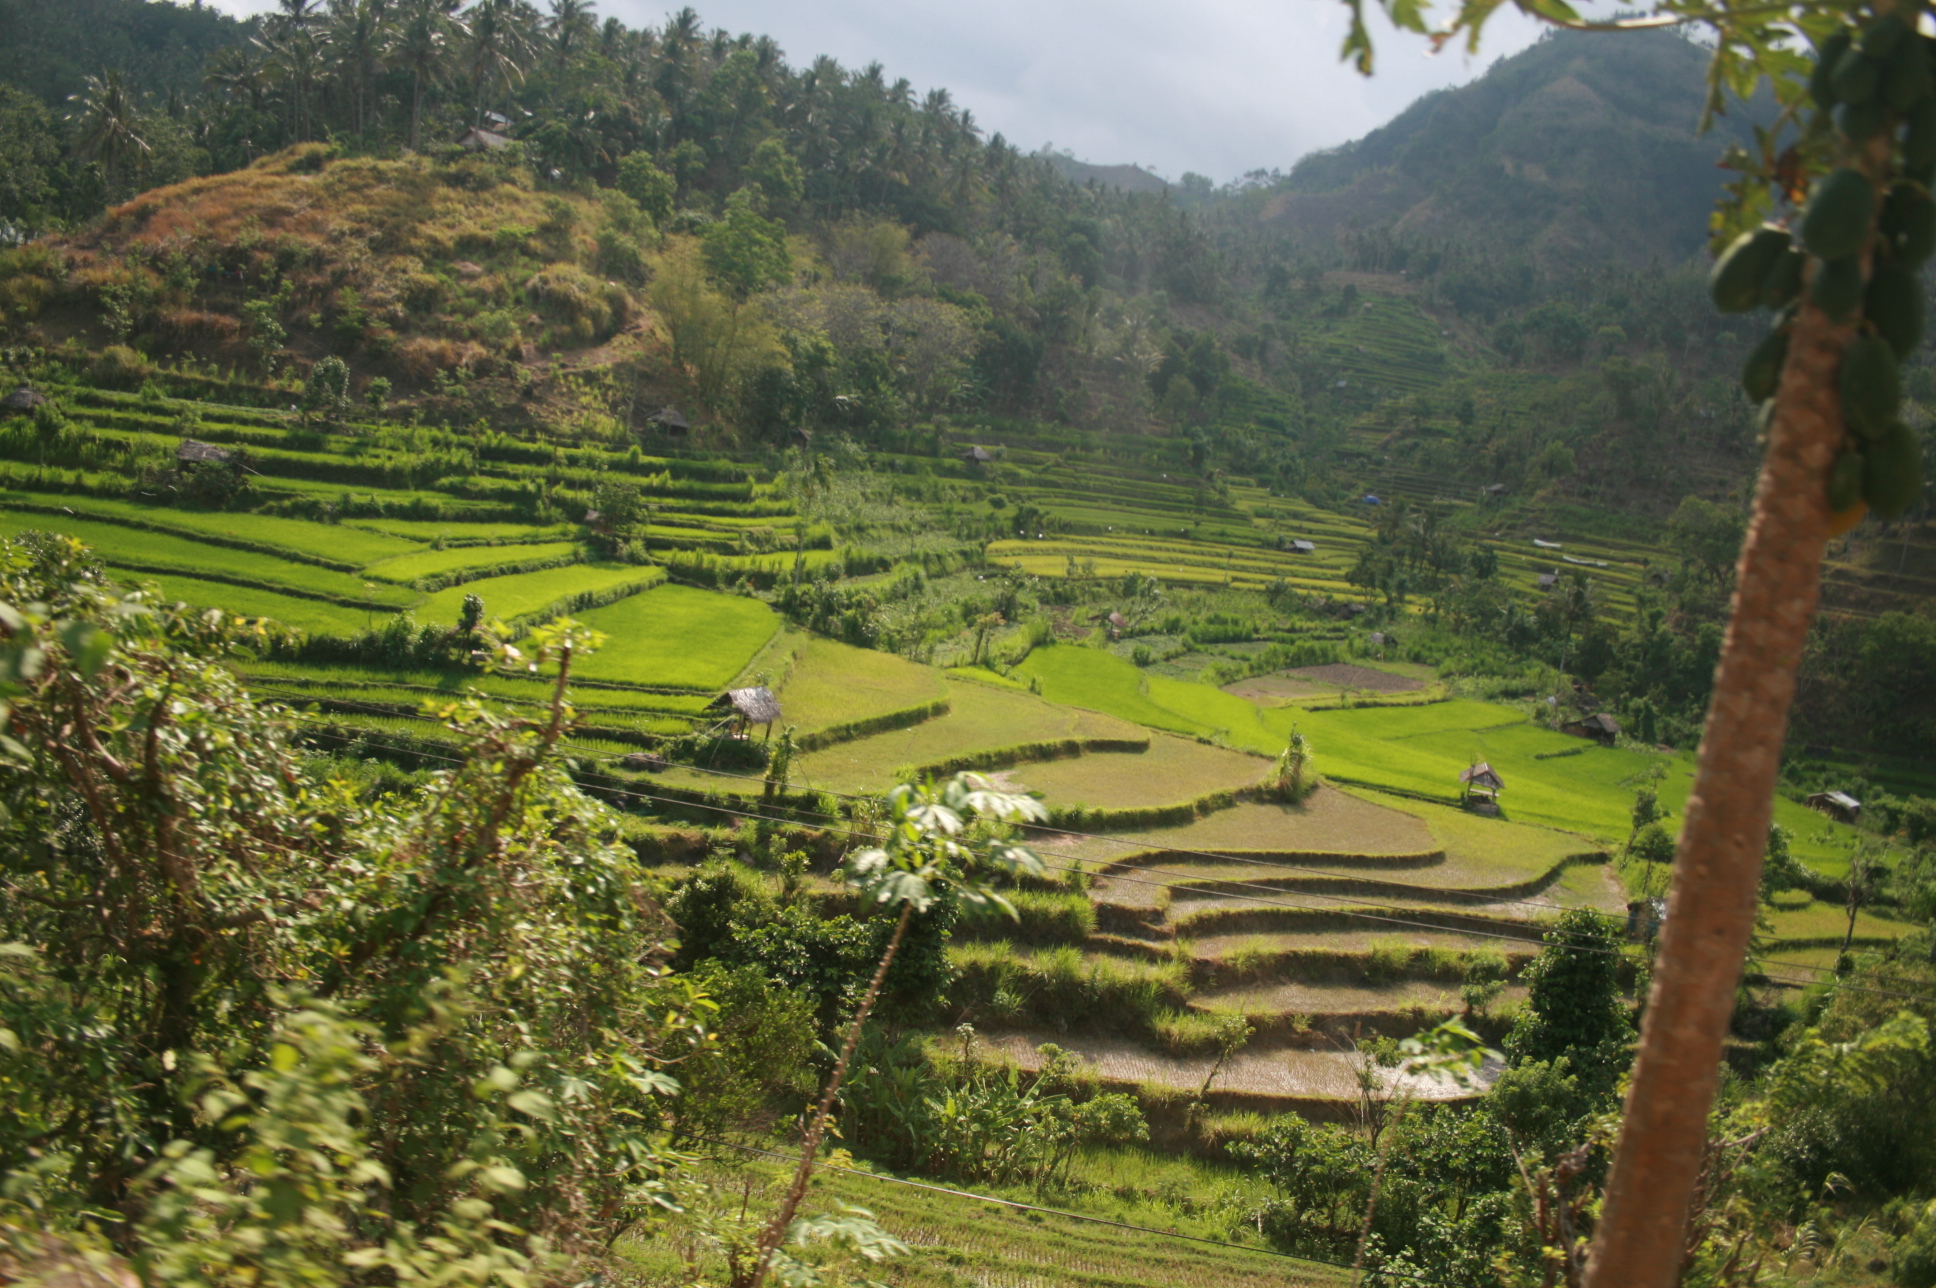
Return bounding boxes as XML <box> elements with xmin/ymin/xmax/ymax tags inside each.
<box><xmin>1460</xmin><ymin>762</ymin><xmax>1504</xmax><ymax>809</ymax></box>
<box><xmin>707</xmin><ymin>685</ymin><xmax>782</xmax><ymax>740</ymax></box>
<box><xmin>177</xmin><ymin>439</ymin><xmax>233</xmax><ymax>466</ymax></box>
<box><xmin>1561</xmin><ymin>713</ymin><xmax>1621</xmax><ymax>746</ymax></box>
<box><xmin>648</xmin><ymin>406</ymin><xmax>691</xmax><ymax>436</ymax></box>
<box><xmin>1806</xmin><ymin>790</ymin><xmax>1862</xmax><ymax>824</ymax></box>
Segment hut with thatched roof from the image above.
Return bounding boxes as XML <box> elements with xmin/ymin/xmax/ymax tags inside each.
<box><xmin>1459</xmin><ymin>762</ymin><xmax>1504</xmax><ymax>810</ymax></box>
<box><xmin>1</xmin><ymin>387</ymin><xmax>47</xmax><ymax>414</ymax></box>
<box><xmin>648</xmin><ymin>406</ymin><xmax>691</xmax><ymax>436</ymax></box>
<box><xmin>707</xmin><ymin>685</ymin><xmax>782</xmax><ymax>740</ymax></box>
<box><xmin>177</xmin><ymin>439</ymin><xmax>233</xmax><ymax>466</ymax></box>
<box><xmin>1561</xmin><ymin>713</ymin><xmax>1622</xmax><ymax>746</ymax></box>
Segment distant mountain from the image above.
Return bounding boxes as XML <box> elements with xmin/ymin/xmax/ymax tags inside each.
<box><xmin>1249</xmin><ymin>29</ymin><xmax>1759</xmax><ymax>267</ymax></box>
<box><xmin>1043</xmin><ymin>154</ymin><xmax>1171</xmax><ymax>195</ymax></box>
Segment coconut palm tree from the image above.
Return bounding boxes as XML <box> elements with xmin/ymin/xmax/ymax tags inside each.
<box><xmin>70</xmin><ymin>71</ymin><xmax>150</xmax><ymax>200</ymax></box>
<box><xmin>390</xmin><ymin>0</ymin><xmax>465</xmax><ymax>150</ymax></box>
<box><xmin>463</xmin><ymin>0</ymin><xmax>535</xmax><ymax>126</ymax></box>
<box><xmin>325</xmin><ymin>0</ymin><xmax>394</xmax><ymax>139</ymax></box>
<box><xmin>543</xmin><ymin>0</ymin><xmax>594</xmax><ymax>68</ymax></box>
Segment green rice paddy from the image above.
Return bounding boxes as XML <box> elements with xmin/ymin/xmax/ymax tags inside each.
<box><xmin>572</xmin><ymin>583</ymin><xmax>780</xmax><ymax>690</ymax></box>
<box><xmin>121</xmin><ymin>570</ymin><xmax>379</xmax><ymax>635</ymax></box>
<box><xmin>1</xmin><ymin>512</ymin><xmax>416</xmax><ymax>607</ymax></box>
<box><xmin>417</xmin><ymin>562</ymin><xmax>662</xmax><ymax>628</ymax></box>
<box><xmin>775</xmin><ymin>634</ymin><xmax>950</xmax><ymax>732</ymax></box>
<box><xmin>361</xmin><ymin>540</ymin><xmax>583</xmax><ymax>584</ymax></box>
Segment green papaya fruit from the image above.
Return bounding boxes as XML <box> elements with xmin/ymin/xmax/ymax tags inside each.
<box><xmin>1838</xmin><ymin>98</ymin><xmax>1889</xmax><ymax>140</ymax></box>
<box><xmin>1835</xmin><ymin>47</ymin><xmax>1883</xmax><ymax>104</ymax></box>
<box><xmin>1812</xmin><ymin>254</ymin><xmax>1866</xmax><ymax>322</ymax></box>
<box><xmin>1866</xmin><ymin>263</ymin><xmax>1926</xmax><ymax>359</ymax></box>
<box><xmin>1742</xmin><ymin>326</ymin><xmax>1789</xmax><ymax>402</ymax></box>
<box><xmin>1829</xmin><ymin>447</ymin><xmax>1866</xmax><ymax>511</ymax></box>
<box><xmin>1863</xmin><ymin>12</ymin><xmax>1908</xmax><ymax>60</ymax></box>
<box><xmin>1908</xmin><ymin>97</ymin><xmax>1936</xmax><ymax>168</ymax></box>
<box><xmin>1761</xmin><ymin>247</ymin><xmax>1807</xmax><ymax>309</ymax></box>
<box><xmin>1813</xmin><ymin>29</ymin><xmax>1854</xmax><ymax>108</ymax></box>
<box><xmin>1710</xmin><ymin>226</ymin><xmax>1791</xmax><ymax>313</ymax></box>
<box><xmin>1861</xmin><ymin>421</ymin><xmax>1924</xmax><ymax>518</ymax></box>
<box><xmin>1841</xmin><ymin>333</ymin><xmax>1901</xmax><ymax>439</ymax></box>
<box><xmin>1802</xmin><ymin>169</ymin><xmax>1878</xmax><ymax>260</ymax></box>
<box><xmin>1885</xmin><ymin>37</ymin><xmax>1933</xmax><ymax>110</ymax></box>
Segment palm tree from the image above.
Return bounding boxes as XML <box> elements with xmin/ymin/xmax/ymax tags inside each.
<box><xmin>544</xmin><ymin>0</ymin><xmax>594</xmax><ymax>67</ymax></box>
<box><xmin>390</xmin><ymin>0</ymin><xmax>465</xmax><ymax>150</ymax></box>
<box><xmin>463</xmin><ymin>0</ymin><xmax>534</xmax><ymax>126</ymax></box>
<box><xmin>70</xmin><ymin>71</ymin><xmax>150</xmax><ymax>200</ymax></box>
<box><xmin>325</xmin><ymin>0</ymin><xmax>393</xmax><ymax>139</ymax></box>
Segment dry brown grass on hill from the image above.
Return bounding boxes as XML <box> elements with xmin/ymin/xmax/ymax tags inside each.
<box><xmin>21</xmin><ymin>146</ymin><xmax>649</xmax><ymax>375</ymax></box>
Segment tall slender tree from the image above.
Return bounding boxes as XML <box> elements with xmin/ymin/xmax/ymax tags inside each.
<box><xmin>390</xmin><ymin>0</ymin><xmax>464</xmax><ymax>149</ymax></box>
<box><xmin>70</xmin><ymin>71</ymin><xmax>150</xmax><ymax>200</ymax></box>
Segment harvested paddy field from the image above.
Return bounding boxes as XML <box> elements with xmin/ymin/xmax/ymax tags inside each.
<box><xmin>795</xmin><ymin>680</ymin><xmax>1145</xmax><ymax>794</ymax></box>
<box><xmin>1042</xmin><ymin>787</ymin><xmax>1437</xmax><ymax>865</ymax></box>
<box><xmin>1281</xmin><ymin>663</ymin><xmax>1424</xmax><ymax>693</ymax></box>
<box><xmin>1194</xmin><ymin>976</ymin><xmax>1527</xmax><ymax>1022</ymax></box>
<box><xmin>1001</xmin><ymin>734</ymin><xmax>1269</xmax><ymax>810</ymax></box>
<box><xmin>976</xmin><ymin>1029</ymin><xmax>1496</xmax><ymax>1104</ymax></box>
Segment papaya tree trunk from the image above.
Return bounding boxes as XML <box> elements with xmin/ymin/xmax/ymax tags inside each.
<box><xmin>1582</xmin><ymin>279</ymin><xmax>1852</xmax><ymax>1287</ymax></box>
<box><xmin>747</xmin><ymin>902</ymin><xmax>914</xmax><ymax>1288</ymax></box>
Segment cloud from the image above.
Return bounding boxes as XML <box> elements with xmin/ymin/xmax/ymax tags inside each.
<box><xmin>200</xmin><ymin>0</ymin><xmax>1565</xmax><ymax>181</ymax></box>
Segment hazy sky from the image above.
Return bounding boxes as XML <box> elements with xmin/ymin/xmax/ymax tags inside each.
<box><xmin>202</xmin><ymin>0</ymin><xmax>1573</xmax><ymax>181</ymax></box>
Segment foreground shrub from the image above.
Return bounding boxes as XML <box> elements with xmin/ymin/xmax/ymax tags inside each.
<box><xmin>0</xmin><ymin>534</ymin><xmax>707</xmax><ymax>1273</ymax></box>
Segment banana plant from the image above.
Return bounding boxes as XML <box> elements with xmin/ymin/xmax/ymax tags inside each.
<box><xmin>747</xmin><ymin>773</ymin><xmax>1045</xmax><ymax>1287</ymax></box>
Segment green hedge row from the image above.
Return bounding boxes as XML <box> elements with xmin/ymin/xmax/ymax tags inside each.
<box><xmin>901</xmin><ymin>735</ymin><xmax>1151</xmax><ymax>780</ymax></box>
<box><xmin>409</xmin><ymin>548</ymin><xmax>585</xmax><ymax>594</ymax></box>
<box><xmin>794</xmin><ymin>699</ymin><xmax>951</xmax><ymax>753</ymax></box>
<box><xmin>497</xmin><ymin>571</ymin><xmax>664</xmax><ymax>634</ymax></box>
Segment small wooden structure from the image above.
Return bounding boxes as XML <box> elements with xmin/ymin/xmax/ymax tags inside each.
<box><xmin>455</xmin><ymin>127</ymin><xmax>512</xmax><ymax>152</ymax></box>
<box><xmin>786</xmin><ymin>427</ymin><xmax>813</xmax><ymax>450</ymax></box>
<box><xmin>707</xmin><ymin>685</ymin><xmax>782</xmax><ymax>740</ymax></box>
<box><xmin>1806</xmin><ymin>790</ymin><xmax>1862</xmax><ymax>824</ymax></box>
<box><xmin>1094</xmin><ymin>609</ymin><xmax>1128</xmax><ymax>639</ymax></box>
<box><xmin>1460</xmin><ymin>762</ymin><xmax>1504</xmax><ymax>810</ymax></box>
<box><xmin>648</xmin><ymin>406</ymin><xmax>691</xmax><ymax>436</ymax></box>
<box><xmin>1561</xmin><ymin>712</ymin><xmax>1622</xmax><ymax>746</ymax></box>
<box><xmin>963</xmin><ymin>445</ymin><xmax>993</xmax><ymax>466</ymax></box>
<box><xmin>1537</xmin><ymin>570</ymin><xmax>1559</xmax><ymax>590</ymax></box>
<box><xmin>1290</xmin><ymin>538</ymin><xmax>1316</xmax><ymax>554</ymax></box>
<box><xmin>177</xmin><ymin>439</ymin><xmax>233</xmax><ymax>466</ymax></box>
<box><xmin>1</xmin><ymin>386</ymin><xmax>47</xmax><ymax>414</ymax></box>
<box><xmin>1482</xmin><ymin>483</ymin><xmax>1507</xmax><ymax>498</ymax></box>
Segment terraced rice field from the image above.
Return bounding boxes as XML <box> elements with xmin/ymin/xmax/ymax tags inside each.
<box><xmin>999</xmin><ymin>735</ymin><xmax>1269</xmax><ymax>810</ymax></box>
<box><xmin>635</xmin><ymin>1150</ymin><xmax>1341</xmax><ymax>1288</ymax></box>
<box><xmin>361</xmin><ymin>540</ymin><xmax>582</xmax><ymax>583</ymax></box>
<box><xmin>796</xmin><ymin>680</ymin><xmax>1146</xmax><ymax>795</ymax></box>
<box><xmin>126</xmin><ymin>570</ymin><xmax>382</xmax><ymax>635</ymax></box>
<box><xmin>775</xmin><ymin>634</ymin><xmax>951</xmax><ymax>732</ymax></box>
<box><xmin>573</xmin><ymin>583</ymin><xmax>780</xmax><ymax>690</ymax></box>
<box><xmin>418</xmin><ymin>562</ymin><xmax>662</xmax><ymax>627</ymax></box>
